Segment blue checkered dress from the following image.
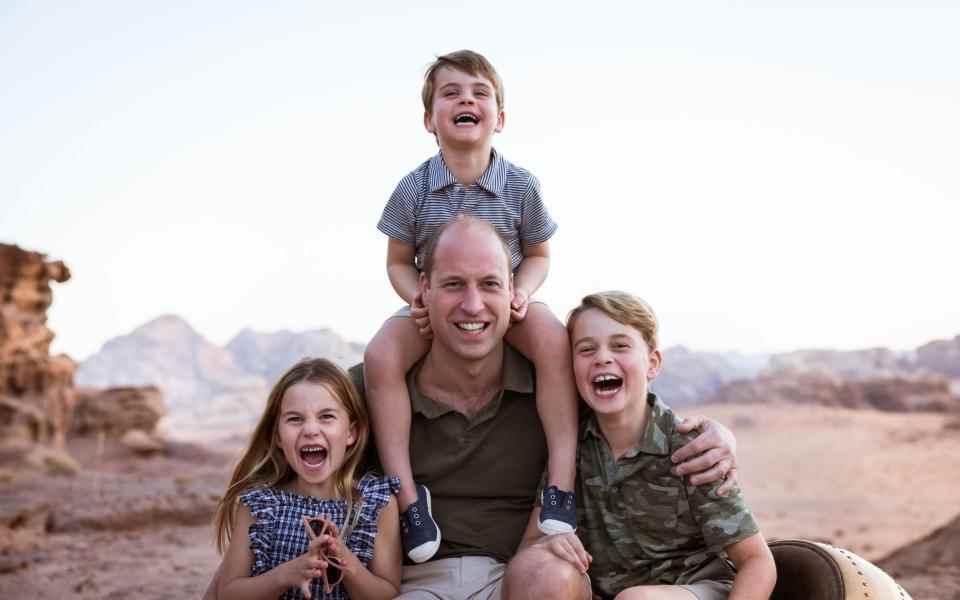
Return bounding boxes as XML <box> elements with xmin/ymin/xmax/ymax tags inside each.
<box><xmin>239</xmin><ymin>473</ymin><xmax>400</xmax><ymax>600</ymax></box>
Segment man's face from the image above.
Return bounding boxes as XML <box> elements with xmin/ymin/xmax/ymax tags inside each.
<box><xmin>420</xmin><ymin>224</ymin><xmax>513</xmax><ymax>363</ymax></box>
<box><xmin>424</xmin><ymin>66</ymin><xmax>504</xmax><ymax>150</ymax></box>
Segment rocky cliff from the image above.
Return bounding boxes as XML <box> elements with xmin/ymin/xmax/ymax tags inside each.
<box><xmin>0</xmin><ymin>244</ymin><xmax>74</xmax><ymax>448</ymax></box>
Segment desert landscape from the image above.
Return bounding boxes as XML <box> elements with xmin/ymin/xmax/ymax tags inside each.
<box><xmin>2</xmin><ymin>243</ymin><xmax>959</xmax><ymax>599</ymax></box>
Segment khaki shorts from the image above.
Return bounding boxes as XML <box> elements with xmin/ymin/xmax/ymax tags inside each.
<box><xmin>396</xmin><ymin>556</ymin><xmax>505</xmax><ymax>600</ymax></box>
<box><xmin>680</xmin><ymin>579</ymin><xmax>734</xmax><ymax>600</ymax></box>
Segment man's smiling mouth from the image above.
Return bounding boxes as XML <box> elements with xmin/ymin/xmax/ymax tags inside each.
<box><xmin>456</xmin><ymin>321</ymin><xmax>488</xmax><ymax>333</ymax></box>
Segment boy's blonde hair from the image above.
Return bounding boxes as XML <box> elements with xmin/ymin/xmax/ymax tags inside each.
<box><xmin>422</xmin><ymin>49</ymin><xmax>504</xmax><ymax>113</ymax></box>
<box><xmin>213</xmin><ymin>358</ymin><xmax>369</xmax><ymax>554</ymax></box>
<box><xmin>567</xmin><ymin>291</ymin><xmax>660</xmax><ymax>352</ymax></box>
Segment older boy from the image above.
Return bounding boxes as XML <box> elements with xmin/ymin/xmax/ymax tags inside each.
<box><xmin>547</xmin><ymin>291</ymin><xmax>777</xmax><ymax>600</ymax></box>
<box><xmin>364</xmin><ymin>50</ymin><xmax>580</xmax><ymax>563</ymax></box>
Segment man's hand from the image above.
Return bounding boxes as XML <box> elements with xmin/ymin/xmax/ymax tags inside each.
<box><xmin>411</xmin><ymin>292</ymin><xmax>432</xmax><ymax>339</ymax></box>
<box><xmin>532</xmin><ymin>533</ymin><xmax>592</xmax><ymax>574</ymax></box>
<box><xmin>510</xmin><ymin>289</ymin><xmax>530</xmax><ymax>322</ymax></box>
<box><xmin>671</xmin><ymin>416</ymin><xmax>738</xmax><ymax>496</ymax></box>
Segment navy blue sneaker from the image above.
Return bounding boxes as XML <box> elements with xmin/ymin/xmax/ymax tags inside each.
<box><xmin>539</xmin><ymin>485</ymin><xmax>576</xmax><ymax>535</ymax></box>
<box><xmin>401</xmin><ymin>483</ymin><xmax>441</xmax><ymax>563</ymax></box>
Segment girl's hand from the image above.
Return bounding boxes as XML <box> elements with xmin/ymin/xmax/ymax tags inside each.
<box><xmin>411</xmin><ymin>292</ymin><xmax>432</xmax><ymax>339</ymax></box>
<box><xmin>275</xmin><ymin>537</ymin><xmax>328</xmax><ymax>599</ymax></box>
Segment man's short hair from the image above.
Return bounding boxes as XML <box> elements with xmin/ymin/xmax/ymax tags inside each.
<box><xmin>420</xmin><ymin>215</ymin><xmax>512</xmax><ymax>280</ymax></box>
<box><xmin>567</xmin><ymin>291</ymin><xmax>660</xmax><ymax>352</ymax></box>
<box><xmin>422</xmin><ymin>49</ymin><xmax>504</xmax><ymax>113</ymax></box>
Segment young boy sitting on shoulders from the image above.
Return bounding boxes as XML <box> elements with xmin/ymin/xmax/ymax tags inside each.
<box><xmin>558</xmin><ymin>291</ymin><xmax>776</xmax><ymax>600</ymax></box>
<box><xmin>364</xmin><ymin>49</ymin><xmax>579</xmax><ymax>563</ymax></box>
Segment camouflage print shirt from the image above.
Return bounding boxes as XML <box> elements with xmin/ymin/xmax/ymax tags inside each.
<box><xmin>577</xmin><ymin>393</ymin><xmax>759</xmax><ymax>598</ymax></box>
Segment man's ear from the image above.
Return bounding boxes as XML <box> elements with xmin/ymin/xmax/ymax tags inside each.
<box><xmin>647</xmin><ymin>348</ymin><xmax>663</xmax><ymax>381</ymax></box>
<box><xmin>418</xmin><ymin>271</ymin><xmax>431</xmax><ymax>302</ymax></box>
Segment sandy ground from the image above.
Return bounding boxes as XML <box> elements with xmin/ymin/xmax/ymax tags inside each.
<box><xmin>1</xmin><ymin>403</ymin><xmax>958</xmax><ymax>599</ymax></box>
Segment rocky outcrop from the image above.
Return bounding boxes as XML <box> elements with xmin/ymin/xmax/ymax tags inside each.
<box><xmin>71</xmin><ymin>386</ymin><xmax>166</xmax><ymax>436</ymax></box>
<box><xmin>0</xmin><ymin>244</ymin><xmax>74</xmax><ymax>449</ymax></box>
<box><xmin>225</xmin><ymin>327</ymin><xmax>365</xmax><ymax>385</ymax></box>
<box><xmin>768</xmin><ymin>347</ymin><xmax>912</xmax><ymax>381</ymax></box>
<box><xmin>708</xmin><ymin>370</ymin><xmax>958</xmax><ymax>412</ymax></box>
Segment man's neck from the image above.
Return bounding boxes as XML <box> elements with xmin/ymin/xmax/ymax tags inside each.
<box><xmin>416</xmin><ymin>343</ymin><xmax>505</xmax><ymax>416</ymax></box>
<box><xmin>595</xmin><ymin>399</ymin><xmax>650</xmax><ymax>461</ymax></box>
<box><xmin>441</xmin><ymin>143</ymin><xmax>493</xmax><ymax>186</ymax></box>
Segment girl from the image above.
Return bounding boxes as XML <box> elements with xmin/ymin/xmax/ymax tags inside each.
<box><xmin>214</xmin><ymin>358</ymin><xmax>402</xmax><ymax>600</ymax></box>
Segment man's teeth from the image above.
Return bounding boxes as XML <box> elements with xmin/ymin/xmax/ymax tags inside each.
<box><xmin>457</xmin><ymin>322</ymin><xmax>485</xmax><ymax>331</ymax></box>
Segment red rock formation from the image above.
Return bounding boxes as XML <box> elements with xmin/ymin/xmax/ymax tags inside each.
<box><xmin>71</xmin><ymin>386</ymin><xmax>166</xmax><ymax>436</ymax></box>
<box><xmin>708</xmin><ymin>369</ymin><xmax>958</xmax><ymax>412</ymax></box>
<box><xmin>0</xmin><ymin>244</ymin><xmax>74</xmax><ymax>449</ymax></box>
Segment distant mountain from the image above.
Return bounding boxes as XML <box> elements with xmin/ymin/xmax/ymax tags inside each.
<box><xmin>225</xmin><ymin>327</ymin><xmax>364</xmax><ymax>386</ymax></box>
<box><xmin>651</xmin><ymin>346</ymin><xmax>769</xmax><ymax>407</ymax></box>
<box><xmin>915</xmin><ymin>335</ymin><xmax>960</xmax><ymax>379</ymax></box>
<box><xmin>767</xmin><ymin>347</ymin><xmax>913</xmax><ymax>380</ymax></box>
<box><xmin>76</xmin><ymin>315</ymin><xmax>269</xmax><ymax>435</ymax></box>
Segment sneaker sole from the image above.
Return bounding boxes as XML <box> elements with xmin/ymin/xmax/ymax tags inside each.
<box><xmin>407</xmin><ymin>486</ymin><xmax>441</xmax><ymax>564</ymax></box>
<box><xmin>538</xmin><ymin>518</ymin><xmax>575</xmax><ymax>536</ymax></box>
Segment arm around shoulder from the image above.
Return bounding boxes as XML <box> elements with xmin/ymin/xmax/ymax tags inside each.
<box><xmin>725</xmin><ymin>533</ymin><xmax>776</xmax><ymax>600</ymax></box>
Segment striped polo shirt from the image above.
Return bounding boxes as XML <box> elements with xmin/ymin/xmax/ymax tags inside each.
<box><xmin>378</xmin><ymin>149</ymin><xmax>558</xmax><ymax>271</ymax></box>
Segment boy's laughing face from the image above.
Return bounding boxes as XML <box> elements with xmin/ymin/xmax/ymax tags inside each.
<box><xmin>571</xmin><ymin>308</ymin><xmax>662</xmax><ymax>419</ymax></box>
<box><xmin>424</xmin><ymin>66</ymin><xmax>504</xmax><ymax>150</ymax></box>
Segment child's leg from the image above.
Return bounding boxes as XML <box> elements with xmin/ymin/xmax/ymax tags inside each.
<box><xmin>505</xmin><ymin>302</ymin><xmax>578</xmax><ymax>494</ymax></box>
<box><xmin>364</xmin><ymin>315</ymin><xmax>430</xmax><ymax>510</ymax></box>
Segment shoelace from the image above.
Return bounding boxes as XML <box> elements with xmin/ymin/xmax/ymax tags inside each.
<box><xmin>303</xmin><ymin>515</ymin><xmax>349</xmax><ymax>594</ymax></box>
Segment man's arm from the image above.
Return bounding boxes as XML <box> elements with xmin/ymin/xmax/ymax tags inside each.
<box><xmin>671</xmin><ymin>416</ymin><xmax>739</xmax><ymax>495</ymax></box>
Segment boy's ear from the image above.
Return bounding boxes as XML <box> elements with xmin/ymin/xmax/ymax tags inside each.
<box><xmin>423</xmin><ymin>111</ymin><xmax>435</xmax><ymax>134</ymax></box>
<box><xmin>646</xmin><ymin>349</ymin><xmax>663</xmax><ymax>381</ymax></box>
<box><xmin>495</xmin><ymin>109</ymin><xmax>505</xmax><ymax>133</ymax></box>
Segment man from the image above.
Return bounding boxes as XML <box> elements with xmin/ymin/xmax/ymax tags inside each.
<box><xmin>204</xmin><ymin>215</ymin><xmax>736</xmax><ymax>599</ymax></box>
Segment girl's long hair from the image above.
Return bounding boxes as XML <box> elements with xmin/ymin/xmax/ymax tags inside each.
<box><xmin>214</xmin><ymin>358</ymin><xmax>370</xmax><ymax>553</ymax></box>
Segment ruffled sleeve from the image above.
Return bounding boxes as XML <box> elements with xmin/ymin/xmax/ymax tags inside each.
<box><xmin>345</xmin><ymin>473</ymin><xmax>401</xmax><ymax>564</ymax></box>
<box><xmin>239</xmin><ymin>488</ymin><xmax>280</xmax><ymax>577</ymax></box>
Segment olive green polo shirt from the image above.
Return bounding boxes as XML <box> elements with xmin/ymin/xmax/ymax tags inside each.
<box><xmin>351</xmin><ymin>345</ymin><xmax>547</xmax><ymax>563</ymax></box>
<box><xmin>576</xmin><ymin>393</ymin><xmax>759</xmax><ymax>598</ymax></box>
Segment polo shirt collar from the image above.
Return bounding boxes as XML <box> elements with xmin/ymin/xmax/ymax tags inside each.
<box><xmin>427</xmin><ymin>149</ymin><xmax>507</xmax><ymax>197</ymax></box>
<box><xmin>407</xmin><ymin>344</ymin><xmax>533</xmax><ymax>419</ymax></box>
<box><xmin>582</xmin><ymin>393</ymin><xmax>671</xmax><ymax>457</ymax></box>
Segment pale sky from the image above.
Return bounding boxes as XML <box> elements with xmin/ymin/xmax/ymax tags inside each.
<box><xmin>2</xmin><ymin>1</ymin><xmax>957</xmax><ymax>361</ymax></box>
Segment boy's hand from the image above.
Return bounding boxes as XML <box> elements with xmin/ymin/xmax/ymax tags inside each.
<box><xmin>411</xmin><ymin>292</ymin><xmax>432</xmax><ymax>339</ymax></box>
<box><xmin>533</xmin><ymin>533</ymin><xmax>592</xmax><ymax>574</ymax></box>
<box><xmin>510</xmin><ymin>289</ymin><xmax>530</xmax><ymax>322</ymax></box>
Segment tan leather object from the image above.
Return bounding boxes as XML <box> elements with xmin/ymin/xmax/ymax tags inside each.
<box><xmin>769</xmin><ymin>540</ymin><xmax>912</xmax><ymax>600</ymax></box>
